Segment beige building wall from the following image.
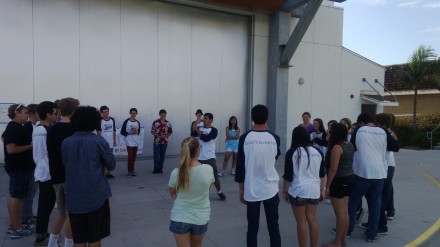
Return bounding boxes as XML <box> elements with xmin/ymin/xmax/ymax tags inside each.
<box><xmin>384</xmin><ymin>93</ymin><xmax>440</xmax><ymax>115</ymax></box>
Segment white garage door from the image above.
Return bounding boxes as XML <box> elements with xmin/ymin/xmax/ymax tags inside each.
<box><xmin>0</xmin><ymin>0</ymin><xmax>250</xmax><ymax>156</ymax></box>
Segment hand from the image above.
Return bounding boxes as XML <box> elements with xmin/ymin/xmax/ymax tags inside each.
<box><xmin>283</xmin><ymin>192</ymin><xmax>289</xmax><ymax>203</ymax></box>
<box><xmin>324</xmin><ymin>188</ymin><xmax>330</xmax><ymax>200</ymax></box>
<box><xmin>239</xmin><ymin>190</ymin><xmax>247</xmax><ymax>205</ymax></box>
<box><xmin>103</xmin><ymin>167</ymin><xmax>109</xmax><ymax>176</ymax></box>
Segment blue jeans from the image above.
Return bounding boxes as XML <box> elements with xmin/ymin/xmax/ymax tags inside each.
<box><xmin>379</xmin><ymin>166</ymin><xmax>395</xmax><ymax>230</ymax></box>
<box><xmin>22</xmin><ymin>180</ymin><xmax>38</xmax><ymax>222</ymax></box>
<box><xmin>348</xmin><ymin>176</ymin><xmax>384</xmax><ymax>240</ymax></box>
<box><xmin>386</xmin><ymin>166</ymin><xmax>395</xmax><ymax>213</ymax></box>
<box><xmin>247</xmin><ymin>194</ymin><xmax>281</xmax><ymax>247</ymax></box>
<box><xmin>153</xmin><ymin>144</ymin><xmax>168</xmax><ymax>169</ymax></box>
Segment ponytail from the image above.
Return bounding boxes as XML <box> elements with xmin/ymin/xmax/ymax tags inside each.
<box><xmin>176</xmin><ymin>137</ymin><xmax>199</xmax><ymax>193</ymax></box>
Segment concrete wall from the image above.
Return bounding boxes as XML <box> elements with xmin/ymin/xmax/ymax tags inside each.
<box><xmin>286</xmin><ymin>4</ymin><xmax>385</xmax><ymax>146</ymax></box>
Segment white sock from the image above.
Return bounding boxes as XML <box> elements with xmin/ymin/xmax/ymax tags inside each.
<box><xmin>48</xmin><ymin>234</ymin><xmax>60</xmax><ymax>247</ymax></box>
<box><xmin>64</xmin><ymin>238</ymin><xmax>74</xmax><ymax>247</ymax></box>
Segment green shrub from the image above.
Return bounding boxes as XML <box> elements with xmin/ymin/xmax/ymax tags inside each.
<box><xmin>393</xmin><ymin>113</ymin><xmax>440</xmax><ymax>149</ymax></box>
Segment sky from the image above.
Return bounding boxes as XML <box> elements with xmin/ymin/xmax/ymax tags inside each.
<box><xmin>335</xmin><ymin>0</ymin><xmax>440</xmax><ymax>66</ymax></box>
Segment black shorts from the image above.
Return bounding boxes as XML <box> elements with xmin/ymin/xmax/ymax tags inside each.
<box><xmin>199</xmin><ymin>158</ymin><xmax>218</xmax><ymax>180</ymax></box>
<box><xmin>8</xmin><ymin>170</ymin><xmax>34</xmax><ymax>198</ymax></box>
<box><xmin>329</xmin><ymin>175</ymin><xmax>355</xmax><ymax>199</ymax></box>
<box><xmin>69</xmin><ymin>199</ymin><xmax>110</xmax><ymax>244</ymax></box>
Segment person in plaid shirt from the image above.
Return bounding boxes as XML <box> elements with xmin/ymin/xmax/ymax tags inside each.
<box><xmin>151</xmin><ymin>109</ymin><xmax>173</xmax><ymax>174</ymax></box>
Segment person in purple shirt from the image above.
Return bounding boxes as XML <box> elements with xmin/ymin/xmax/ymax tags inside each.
<box><xmin>299</xmin><ymin>112</ymin><xmax>314</xmax><ymax>134</ymax></box>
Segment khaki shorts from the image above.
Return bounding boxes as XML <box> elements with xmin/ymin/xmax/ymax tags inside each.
<box><xmin>53</xmin><ymin>183</ymin><xmax>68</xmax><ymax>216</ymax></box>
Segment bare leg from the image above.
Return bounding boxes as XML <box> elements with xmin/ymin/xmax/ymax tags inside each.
<box><xmin>214</xmin><ymin>179</ymin><xmax>221</xmax><ymax>191</ymax></box>
<box><xmin>231</xmin><ymin>153</ymin><xmax>238</xmax><ymax>170</ymax></box>
<box><xmin>292</xmin><ymin>205</ymin><xmax>307</xmax><ymax>247</ymax></box>
<box><xmin>8</xmin><ymin>196</ymin><xmax>22</xmax><ymax>230</ymax></box>
<box><xmin>174</xmin><ymin>233</ymin><xmax>191</xmax><ymax>247</ymax></box>
<box><xmin>190</xmin><ymin>234</ymin><xmax>205</xmax><ymax>247</ymax></box>
<box><xmin>64</xmin><ymin>217</ymin><xmax>73</xmax><ymax>238</ymax></box>
<box><xmin>222</xmin><ymin>152</ymin><xmax>232</xmax><ymax>171</ymax></box>
<box><xmin>305</xmin><ymin>204</ymin><xmax>319</xmax><ymax>247</ymax></box>
<box><xmin>329</xmin><ymin>196</ymin><xmax>349</xmax><ymax>247</ymax></box>
<box><xmin>87</xmin><ymin>241</ymin><xmax>102</xmax><ymax>247</ymax></box>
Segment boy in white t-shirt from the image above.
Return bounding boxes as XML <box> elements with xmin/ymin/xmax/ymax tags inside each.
<box><xmin>97</xmin><ymin>106</ymin><xmax>116</xmax><ymax>179</ymax></box>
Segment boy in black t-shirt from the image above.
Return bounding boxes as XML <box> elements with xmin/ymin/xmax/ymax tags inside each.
<box><xmin>2</xmin><ymin>104</ymin><xmax>35</xmax><ymax>239</ymax></box>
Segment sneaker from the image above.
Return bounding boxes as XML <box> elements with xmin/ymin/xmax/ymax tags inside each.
<box><xmin>34</xmin><ymin>236</ymin><xmax>49</xmax><ymax>247</ymax></box>
<box><xmin>366</xmin><ymin>235</ymin><xmax>378</xmax><ymax>242</ymax></box>
<box><xmin>152</xmin><ymin>169</ymin><xmax>159</xmax><ymax>174</ymax></box>
<box><xmin>377</xmin><ymin>228</ymin><xmax>388</xmax><ymax>235</ymax></box>
<box><xmin>10</xmin><ymin>227</ymin><xmax>34</xmax><ymax>239</ymax></box>
<box><xmin>8</xmin><ymin>224</ymin><xmax>33</xmax><ymax>234</ymax></box>
<box><xmin>126</xmin><ymin>172</ymin><xmax>133</xmax><ymax>178</ymax></box>
<box><xmin>218</xmin><ymin>170</ymin><xmax>227</xmax><ymax>177</ymax></box>
<box><xmin>231</xmin><ymin>170</ymin><xmax>236</xmax><ymax>175</ymax></box>
<box><xmin>217</xmin><ymin>192</ymin><xmax>226</xmax><ymax>200</ymax></box>
<box><xmin>386</xmin><ymin>212</ymin><xmax>395</xmax><ymax>220</ymax></box>
<box><xmin>331</xmin><ymin>228</ymin><xmax>351</xmax><ymax>239</ymax></box>
<box><xmin>356</xmin><ymin>208</ymin><xmax>365</xmax><ymax>225</ymax></box>
<box><xmin>106</xmin><ymin>173</ymin><xmax>116</xmax><ymax>179</ymax></box>
<box><xmin>132</xmin><ymin>172</ymin><xmax>137</xmax><ymax>176</ymax></box>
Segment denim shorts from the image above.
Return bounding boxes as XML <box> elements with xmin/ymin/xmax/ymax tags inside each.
<box><xmin>8</xmin><ymin>170</ymin><xmax>34</xmax><ymax>198</ymax></box>
<box><xmin>169</xmin><ymin>220</ymin><xmax>208</xmax><ymax>236</ymax></box>
<box><xmin>289</xmin><ymin>194</ymin><xmax>320</xmax><ymax>206</ymax></box>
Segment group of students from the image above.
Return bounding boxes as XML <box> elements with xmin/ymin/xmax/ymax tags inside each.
<box><xmin>2</xmin><ymin>98</ymin><xmax>179</xmax><ymax>246</ymax></box>
<box><xmin>3</xmin><ymin>99</ymin><xmax>399</xmax><ymax>247</ymax></box>
<box><xmin>2</xmin><ymin>98</ymin><xmax>116</xmax><ymax>247</ymax></box>
<box><xmin>168</xmin><ymin>107</ymin><xmax>399</xmax><ymax>247</ymax></box>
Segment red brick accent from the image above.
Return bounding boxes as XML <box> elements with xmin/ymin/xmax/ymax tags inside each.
<box><xmin>385</xmin><ymin>63</ymin><xmax>437</xmax><ymax>91</ymax></box>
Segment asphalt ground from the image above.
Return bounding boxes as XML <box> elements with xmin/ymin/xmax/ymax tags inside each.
<box><xmin>0</xmin><ymin>149</ymin><xmax>439</xmax><ymax>247</ymax></box>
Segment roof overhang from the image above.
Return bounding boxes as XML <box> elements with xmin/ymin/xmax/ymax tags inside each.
<box><xmin>200</xmin><ymin>0</ymin><xmax>287</xmax><ymax>13</ymax></box>
<box><xmin>390</xmin><ymin>89</ymin><xmax>440</xmax><ymax>96</ymax></box>
<box><xmin>360</xmin><ymin>93</ymin><xmax>399</xmax><ymax>107</ymax></box>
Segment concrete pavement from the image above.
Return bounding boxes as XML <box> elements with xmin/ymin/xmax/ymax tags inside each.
<box><xmin>0</xmin><ymin>149</ymin><xmax>439</xmax><ymax>246</ymax></box>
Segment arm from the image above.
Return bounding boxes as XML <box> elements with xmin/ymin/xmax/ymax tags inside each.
<box><xmin>6</xmin><ymin>143</ymin><xmax>32</xmax><ymax>155</ymax></box>
<box><xmin>120</xmin><ymin>119</ymin><xmax>128</xmax><ymax>137</ymax></box>
<box><xmin>234</xmin><ymin>128</ymin><xmax>241</xmax><ymax>139</ymax></box>
<box><xmin>112</xmin><ymin>118</ymin><xmax>117</xmax><ymax>146</ymax></box>
<box><xmin>234</xmin><ymin>135</ymin><xmax>246</xmax><ymax>183</ymax></box>
<box><xmin>135</xmin><ymin>121</ymin><xmax>141</xmax><ymax>135</ymax></box>
<box><xmin>102</xmin><ymin>141</ymin><xmax>116</xmax><ymax>171</ymax></box>
<box><xmin>32</xmin><ymin>128</ymin><xmax>48</xmax><ymax>166</ymax></box>
<box><xmin>282</xmin><ymin>149</ymin><xmax>293</xmax><ymax>203</ymax></box>
<box><xmin>199</xmin><ymin>128</ymin><xmax>218</xmax><ymax>142</ymax></box>
<box><xmin>283</xmin><ymin>180</ymin><xmax>290</xmax><ymax>203</ymax></box>
<box><xmin>151</xmin><ymin>121</ymin><xmax>158</xmax><ymax>137</ymax></box>
<box><xmin>386</xmin><ymin>128</ymin><xmax>400</xmax><ymax>152</ymax></box>
<box><xmin>350</xmin><ymin>126</ymin><xmax>359</xmax><ymax>151</ymax></box>
<box><xmin>325</xmin><ymin>145</ymin><xmax>343</xmax><ymax>198</ymax></box>
<box><xmin>314</xmin><ymin>132</ymin><xmax>328</xmax><ymax>146</ymax></box>
<box><xmin>166</xmin><ymin>122</ymin><xmax>173</xmax><ymax>137</ymax></box>
<box><xmin>169</xmin><ymin>187</ymin><xmax>177</xmax><ymax>199</ymax></box>
<box><xmin>238</xmin><ymin>183</ymin><xmax>246</xmax><ymax>205</ymax></box>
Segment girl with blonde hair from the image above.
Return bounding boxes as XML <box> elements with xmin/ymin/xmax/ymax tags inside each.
<box><xmin>168</xmin><ymin>137</ymin><xmax>214</xmax><ymax>247</ymax></box>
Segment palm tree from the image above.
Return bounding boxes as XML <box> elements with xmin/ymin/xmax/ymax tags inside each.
<box><xmin>400</xmin><ymin>45</ymin><xmax>439</xmax><ymax>131</ymax></box>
